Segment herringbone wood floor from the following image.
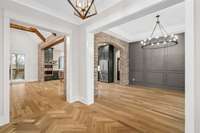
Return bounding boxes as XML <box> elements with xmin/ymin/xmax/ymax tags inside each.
<box><xmin>0</xmin><ymin>81</ymin><xmax>184</xmax><ymax>133</ymax></box>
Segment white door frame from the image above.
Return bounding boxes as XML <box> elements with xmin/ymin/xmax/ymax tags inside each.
<box><xmin>2</xmin><ymin>13</ymin><xmax>73</xmax><ymax>125</ymax></box>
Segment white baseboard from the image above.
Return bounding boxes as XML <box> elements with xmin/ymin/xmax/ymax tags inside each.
<box><xmin>0</xmin><ymin>115</ymin><xmax>9</xmax><ymax>126</ymax></box>
<box><xmin>68</xmin><ymin>97</ymin><xmax>79</xmax><ymax>103</ymax></box>
<box><xmin>80</xmin><ymin>97</ymin><xmax>94</xmax><ymax>105</ymax></box>
<box><xmin>67</xmin><ymin>96</ymin><xmax>94</xmax><ymax>105</ymax></box>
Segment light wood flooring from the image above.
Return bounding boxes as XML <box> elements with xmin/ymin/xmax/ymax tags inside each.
<box><xmin>0</xmin><ymin>81</ymin><xmax>184</xmax><ymax>133</ymax></box>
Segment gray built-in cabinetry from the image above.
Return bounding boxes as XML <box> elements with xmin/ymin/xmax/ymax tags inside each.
<box><xmin>129</xmin><ymin>33</ymin><xmax>185</xmax><ymax>90</ymax></box>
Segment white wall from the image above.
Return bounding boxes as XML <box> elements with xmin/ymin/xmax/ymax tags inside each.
<box><xmin>0</xmin><ymin>8</ymin><xmax>4</xmax><ymax>125</ymax></box>
<box><xmin>194</xmin><ymin>0</ymin><xmax>200</xmax><ymax>132</ymax></box>
<box><xmin>0</xmin><ymin>7</ymin><xmax>10</xmax><ymax>126</ymax></box>
<box><xmin>10</xmin><ymin>29</ymin><xmax>39</xmax><ymax>82</ymax></box>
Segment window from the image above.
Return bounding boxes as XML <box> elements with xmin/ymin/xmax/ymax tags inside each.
<box><xmin>58</xmin><ymin>56</ymin><xmax>64</xmax><ymax>70</ymax></box>
<box><xmin>10</xmin><ymin>53</ymin><xmax>25</xmax><ymax>80</ymax></box>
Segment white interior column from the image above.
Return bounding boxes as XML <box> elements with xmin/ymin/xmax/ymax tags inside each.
<box><xmin>84</xmin><ymin>32</ymin><xmax>95</xmax><ymax>104</ymax></box>
<box><xmin>78</xmin><ymin>27</ymin><xmax>95</xmax><ymax>105</ymax></box>
<box><xmin>0</xmin><ymin>8</ymin><xmax>5</xmax><ymax>126</ymax></box>
<box><xmin>185</xmin><ymin>0</ymin><xmax>200</xmax><ymax>132</ymax></box>
<box><xmin>194</xmin><ymin>0</ymin><xmax>200</xmax><ymax>132</ymax></box>
<box><xmin>0</xmin><ymin>8</ymin><xmax>10</xmax><ymax>126</ymax></box>
<box><xmin>67</xmin><ymin>30</ymin><xmax>82</xmax><ymax>103</ymax></box>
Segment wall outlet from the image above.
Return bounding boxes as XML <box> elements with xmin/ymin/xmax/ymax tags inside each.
<box><xmin>132</xmin><ymin>78</ymin><xmax>136</xmax><ymax>82</ymax></box>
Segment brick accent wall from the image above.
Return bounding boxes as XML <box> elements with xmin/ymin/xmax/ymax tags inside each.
<box><xmin>94</xmin><ymin>32</ymin><xmax>129</xmax><ymax>85</ymax></box>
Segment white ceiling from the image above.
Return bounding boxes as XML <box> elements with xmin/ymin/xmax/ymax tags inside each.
<box><xmin>53</xmin><ymin>42</ymin><xmax>64</xmax><ymax>52</ymax></box>
<box><xmin>106</xmin><ymin>2</ymin><xmax>185</xmax><ymax>42</ymax></box>
<box><xmin>11</xmin><ymin>0</ymin><xmax>124</xmax><ymax>25</ymax></box>
<box><xmin>39</xmin><ymin>29</ymin><xmax>52</xmax><ymax>38</ymax></box>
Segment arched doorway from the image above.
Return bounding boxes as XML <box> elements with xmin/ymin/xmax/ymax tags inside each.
<box><xmin>97</xmin><ymin>44</ymin><xmax>121</xmax><ymax>84</ymax></box>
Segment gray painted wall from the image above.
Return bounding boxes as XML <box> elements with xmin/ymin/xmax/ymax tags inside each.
<box><xmin>129</xmin><ymin>33</ymin><xmax>185</xmax><ymax>90</ymax></box>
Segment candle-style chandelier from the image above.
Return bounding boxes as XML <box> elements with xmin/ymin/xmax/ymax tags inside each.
<box><xmin>141</xmin><ymin>15</ymin><xmax>178</xmax><ymax>49</ymax></box>
<box><xmin>67</xmin><ymin>0</ymin><xmax>97</xmax><ymax>20</ymax></box>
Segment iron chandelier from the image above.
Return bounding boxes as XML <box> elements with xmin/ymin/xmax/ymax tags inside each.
<box><xmin>67</xmin><ymin>0</ymin><xmax>97</xmax><ymax>20</ymax></box>
<box><xmin>140</xmin><ymin>15</ymin><xmax>178</xmax><ymax>49</ymax></box>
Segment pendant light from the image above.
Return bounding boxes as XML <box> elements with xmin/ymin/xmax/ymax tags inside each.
<box><xmin>67</xmin><ymin>0</ymin><xmax>97</xmax><ymax>20</ymax></box>
<box><xmin>141</xmin><ymin>15</ymin><xmax>178</xmax><ymax>49</ymax></box>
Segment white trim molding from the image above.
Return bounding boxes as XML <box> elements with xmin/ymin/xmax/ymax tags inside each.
<box><xmin>184</xmin><ymin>0</ymin><xmax>200</xmax><ymax>132</ymax></box>
<box><xmin>0</xmin><ymin>8</ymin><xmax>4</xmax><ymax>126</ymax></box>
<box><xmin>0</xmin><ymin>10</ymin><xmax>10</xmax><ymax>126</ymax></box>
<box><xmin>192</xmin><ymin>0</ymin><xmax>200</xmax><ymax>132</ymax></box>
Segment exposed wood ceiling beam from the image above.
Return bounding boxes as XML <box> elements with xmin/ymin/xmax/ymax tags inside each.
<box><xmin>10</xmin><ymin>23</ymin><xmax>46</xmax><ymax>42</ymax></box>
<box><xmin>40</xmin><ymin>35</ymin><xmax>65</xmax><ymax>49</ymax></box>
<box><xmin>34</xmin><ymin>30</ymin><xmax>46</xmax><ymax>42</ymax></box>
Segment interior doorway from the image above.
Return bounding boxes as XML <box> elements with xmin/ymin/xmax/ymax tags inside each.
<box><xmin>93</xmin><ymin>2</ymin><xmax>185</xmax><ymax>132</ymax></box>
<box><xmin>9</xmin><ymin>21</ymin><xmax>68</xmax><ymax>121</ymax></box>
<box><xmin>97</xmin><ymin>44</ymin><xmax>121</xmax><ymax>83</ymax></box>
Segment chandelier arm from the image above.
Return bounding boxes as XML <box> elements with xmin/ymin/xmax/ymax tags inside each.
<box><xmin>68</xmin><ymin>0</ymin><xmax>84</xmax><ymax>18</ymax></box>
<box><xmin>150</xmin><ymin>23</ymin><xmax>158</xmax><ymax>38</ymax></box>
<box><xmin>158</xmin><ymin>23</ymin><xmax>165</xmax><ymax>36</ymax></box>
<box><xmin>160</xmin><ymin>23</ymin><xmax>169</xmax><ymax>35</ymax></box>
<box><xmin>84</xmin><ymin>0</ymin><xmax>95</xmax><ymax>18</ymax></box>
<box><xmin>85</xmin><ymin>11</ymin><xmax>97</xmax><ymax>18</ymax></box>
